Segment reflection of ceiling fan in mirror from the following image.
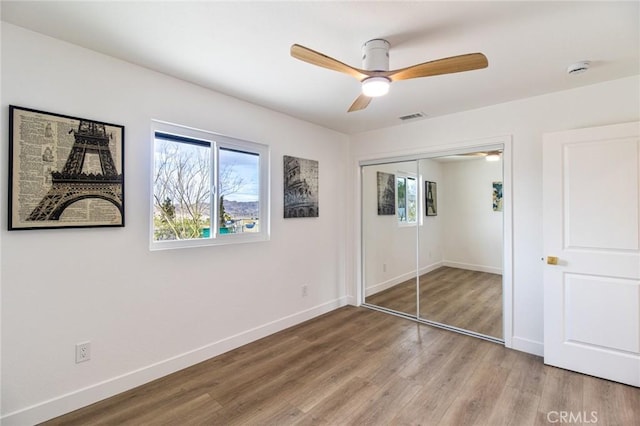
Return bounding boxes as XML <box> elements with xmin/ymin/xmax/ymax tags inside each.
<box><xmin>433</xmin><ymin>151</ymin><xmax>502</xmax><ymax>162</ymax></box>
<box><xmin>290</xmin><ymin>39</ymin><xmax>488</xmax><ymax>112</ymax></box>
<box><xmin>458</xmin><ymin>150</ymin><xmax>502</xmax><ymax>161</ymax></box>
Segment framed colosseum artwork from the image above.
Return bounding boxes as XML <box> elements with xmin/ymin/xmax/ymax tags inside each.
<box><xmin>283</xmin><ymin>155</ymin><xmax>318</xmax><ymax>218</ymax></box>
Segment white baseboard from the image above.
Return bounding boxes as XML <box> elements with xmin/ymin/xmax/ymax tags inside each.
<box><xmin>418</xmin><ymin>262</ymin><xmax>444</xmax><ymax>276</ymax></box>
<box><xmin>365</xmin><ymin>262</ymin><xmax>442</xmax><ymax>297</ymax></box>
<box><xmin>442</xmin><ymin>260</ymin><xmax>502</xmax><ymax>275</ymax></box>
<box><xmin>1</xmin><ymin>297</ymin><xmax>348</xmax><ymax>426</ymax></box>
<box><xmin>365</xmin><ymin>271</ymin><xmax>415</xmax><ymax>297</ymax></box>
<box><xmin>511</xmin><ymin>336</ymin><xmax>544</xmax><ymax>357</ymax></box>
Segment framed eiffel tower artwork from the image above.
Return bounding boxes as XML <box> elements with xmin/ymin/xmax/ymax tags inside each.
<box><xmin>8</xmin><ymin>106</ymin><xmax>124</xmax><ymax>230</ymax></box>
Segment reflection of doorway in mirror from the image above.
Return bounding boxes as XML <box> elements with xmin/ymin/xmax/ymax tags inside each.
<box><xmin>426</xmin><ymin>181</ymin><xmax>437</xmax><ymax>216</ymax></box>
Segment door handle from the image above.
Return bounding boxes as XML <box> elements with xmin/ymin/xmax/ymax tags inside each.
<box><xmin>546</xmin><ymin>256</ymin><xmax>559</xmax><ymax>265</ymax></box>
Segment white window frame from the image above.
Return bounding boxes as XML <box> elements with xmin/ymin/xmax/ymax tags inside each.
<box><xmin>396</xmin><ymin>172</ymin><xmax>418</xmax><ymax>227</ymax></box>
<box><xmin>150</xmin><ymin>120</ymin><xmax>270</xmax><ymax>250</ymax></box>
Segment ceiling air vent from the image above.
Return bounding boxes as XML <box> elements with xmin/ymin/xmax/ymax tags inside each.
<box><xmin>399</xmin><ymin>112</ymin><xmax>426</xmax><ymax>121</ymax></box>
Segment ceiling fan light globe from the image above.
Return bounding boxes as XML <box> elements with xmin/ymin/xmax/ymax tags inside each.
<box><xmin>362</xmin><ymin>77</ymin><xmax>390</xmax><ymax>97</ymax></box>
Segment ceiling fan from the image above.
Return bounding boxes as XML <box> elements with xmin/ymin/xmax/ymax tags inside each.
<box><xmin>290</xmin><ymin>39</ymin><xmax>488</xmax><ymax>112</ymax></box>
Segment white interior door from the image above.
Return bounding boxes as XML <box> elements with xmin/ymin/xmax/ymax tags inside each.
<box><xmin>543</xmin><ymin>121</ymin><xmax>640</xmax><ymax>387</ymax></box>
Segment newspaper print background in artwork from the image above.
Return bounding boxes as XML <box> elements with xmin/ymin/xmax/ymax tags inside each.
<box><xmin>8</xmin><ymin>106</ymin><xmax>124</xmax><ymax>230</ymax></box>
<box><xmin>283</xmin><ymin>155</ymin><xmax>318</xmax><ymax>218</ymax></box>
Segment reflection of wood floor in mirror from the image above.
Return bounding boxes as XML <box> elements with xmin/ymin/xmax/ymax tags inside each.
<box><xmin>366</xmin><ymin>266</ymin><xmax>503</xmax><ymax>338</ymax></box>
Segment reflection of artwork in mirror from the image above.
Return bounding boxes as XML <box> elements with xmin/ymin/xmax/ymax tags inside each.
<box><xmin>377</xmin><ymin>172</ymin><xmax>395</xmax><ymax>215</ymax></box>
<box><xmin>283</xmin><ymin>155</ymin><xmax>318</xmax><ymax>218</ymax></box>
<box><xmin>493</xmin><ymin>181</ymin><xmax>503</xmax><ymax>211</ymax></box>
<box><xmin>425</xmin><ymin>181</ymin><xmax>437</xmax><ymax>216</ymax></box>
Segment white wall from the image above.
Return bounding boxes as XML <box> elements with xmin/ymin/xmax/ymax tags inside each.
<box><xmin>349</xmin><ymin>75</ymin><xmax>640</xmax><ymax>356</ymax></box>
<box><xmin>441</xmin><ymin>158</ymin><xmax>503</xmax><ymax>273</ymax></box>
<box><xmin>362</xmin><ymin>161</ymin><xmax>424</xmax><ymax>296</ymax></box>
<box><xmin>417</xmin><ymin>158</ymin><xmax>444</xmax><ymax>274</ymax></box>
<box><xmin>0</xmin><ymin>23</ymin><xmax>349</xmax><ymax>424</ymax></box>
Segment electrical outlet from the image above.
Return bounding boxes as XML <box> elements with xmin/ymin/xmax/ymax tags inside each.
<box><xmin>383</xmin><ymin>263</ymin><xmax>387</xmax><ymax>272</ymax></box>
<box><xmin>302</xmin><ymin>285</ymin><xmax>308</xmax><ymax>297</ymax></box>
<box><xmin>76</xmin><ymin>341</ymin><xmax>91</xmax><ymax>363</ymax></box>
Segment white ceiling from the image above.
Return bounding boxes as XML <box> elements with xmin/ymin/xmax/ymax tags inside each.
<box><xmin>2</xmin><ymin>1</ymin><xmax>638</xmax><ymax>134</ymax></box>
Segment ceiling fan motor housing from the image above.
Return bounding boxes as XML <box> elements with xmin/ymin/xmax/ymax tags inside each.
<box><xmin>362</xmin><ymin>39</ymin><xmax>390</xmax><ymax>71</ymax></box>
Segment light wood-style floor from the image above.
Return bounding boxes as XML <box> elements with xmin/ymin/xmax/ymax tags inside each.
<box><xmin>44</xmin><ymin>306</ymin><xmax>639</xmax><ymax>425</ymax></box>
<box><xmin>366</xmin><ymin>266</ymin><xmax>503</xmax><ymax>338</ymax></box>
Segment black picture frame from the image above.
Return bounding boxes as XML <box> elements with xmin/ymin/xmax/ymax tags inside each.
<box><xmin>8</xmin><ymin>105</ymin><xmax>125</xmax><ymax>230</ymax></box>
<box><xmin>425</xmin><ymin>181</ymin><xmax>437</xmax><ymax>216</ymax></box>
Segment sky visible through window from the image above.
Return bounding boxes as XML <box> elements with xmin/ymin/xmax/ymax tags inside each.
<box><xmin>219</xmin><ymin>148</ymin><xmax>259</xmax><ymax>202</ymax></box>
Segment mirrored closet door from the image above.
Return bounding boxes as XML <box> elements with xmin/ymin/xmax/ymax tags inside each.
<box><xmin>362</xmin><ymin>148</ymin><xmax>504</xmax><ymax>341</ymax></box>
<box><xmin>362</xmin><ymin>161</ymin><xmax>418</xmax><ymax>317</ymax></box>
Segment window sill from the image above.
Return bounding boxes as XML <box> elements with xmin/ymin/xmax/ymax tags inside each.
<box><xmin>150</xmin><ymin>232</ymin><xmax>269</xmax><ymax>251</ymax></box>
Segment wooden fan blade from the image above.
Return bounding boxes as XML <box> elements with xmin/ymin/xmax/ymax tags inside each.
<box><xmin>348</xmin><ymin>94</ymin><xmax>372</xmax><ymax>112</ymax></box>
<box><xmin>386</xmin><ymin>53</ymin><xmax>488</xmax><ymax>82</ymax></box>
<box><xmin>291</xmin><ymin>44</ymin><xmax>370</xmax><ymax>81</ymax></box>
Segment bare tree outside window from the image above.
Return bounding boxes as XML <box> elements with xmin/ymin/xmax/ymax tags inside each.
<box><xmin>218</xmin><ymin>150</ymin><xmax>250</xmax><ymax>228</ymax></box>
<box><xmin>153</xmin><ymin>139</ymin><xmax>210</xmax><ymax>240</ymax></box>
<box><xmin>153</xmin><ymin>139</ymin><xmax>256</xmax><ymax>241</ymax></box>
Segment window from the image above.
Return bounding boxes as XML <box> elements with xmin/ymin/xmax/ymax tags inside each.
<box><xmin>397</xmin><ymin>174</ymin><xmax>417</xmax><ymax>224</ymax></box>
<box><xmin>151</xmin><ymin>121</ymin><xmax>269</xmax><ymax>249</ymax></box>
